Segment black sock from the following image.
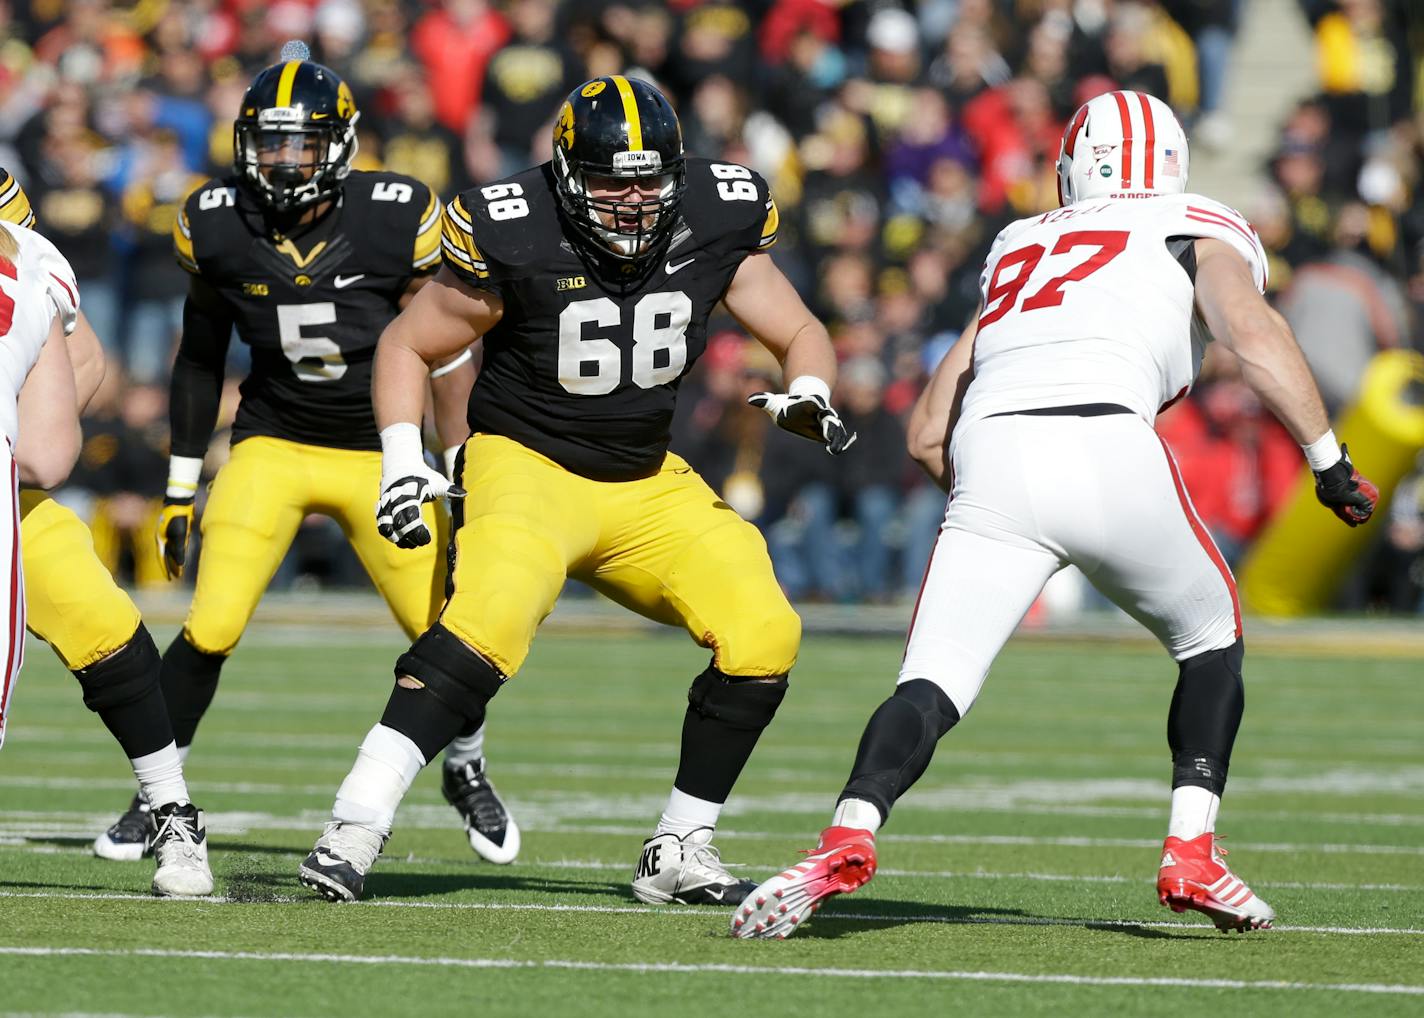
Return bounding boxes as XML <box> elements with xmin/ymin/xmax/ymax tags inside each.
<box><xmin>380</xmin><ymin>681</ymin><xmax>475</xmax><ymax>762</ymax></box>
<box><xmin>671</xmin><ymin>670</ymin><xmax>788</xmax><ymax>803</ymax></box>
<box><xmin>1168</xmin><ymin>640</ymin><xmax>1244</xmax><ymax>796</ymax></box>
<box><xmin>838</xmin><ymin>679</ymin><xmax>961</xmax><ymax>825</ymax></box>
<box><xmin>159</xmin><ymin>633</ymin><xmax>227</xmax><ymax>748</ymax></box>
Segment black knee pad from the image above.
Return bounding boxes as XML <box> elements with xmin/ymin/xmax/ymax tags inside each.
<box><xmin>72</xmin><ymin>625</ymin><xmax>160</xmax><ymax>713</ymax></box>
<box><xmin>395</xmin><ymin>623</ymin><xmax>504</xmax><ymax>716</ymax></box>
<box><xmin>687</xmin><ymin>665</ymin><xmax>788</xmax><ymax>731</ymax></box>
<box><xmin>1168</xmin><ymin>639</ymin><xmax>1245</xmax><ymax>795</ymax></box>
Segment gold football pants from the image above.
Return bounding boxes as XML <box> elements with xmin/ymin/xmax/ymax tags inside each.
<box><xmin>184</xmin><ymin>436</ymin><xmax>446</xmax><ymax>655</ymax></box>
<box><xmin>20</xmin><ymin>492</ymin><xmax>143</xmax><ymax>670</ymax></box>
<box><xmin>440</xmin><ymin>434</ymin><xmax>801</xmax><ymax>678</ymax></box>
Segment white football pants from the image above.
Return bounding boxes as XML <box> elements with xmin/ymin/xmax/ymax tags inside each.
<box><xmin>902</xmin><ymin>413</ymin><xmax>1240</xmax><ymax>717</ymax></box>
<box><xmin>0</xmin><ymin>442</ymin><xmax>24</xmax><ymax>749</ymax></box>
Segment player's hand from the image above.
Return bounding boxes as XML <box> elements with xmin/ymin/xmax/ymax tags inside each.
<box><xmin>748</xmin><ymin>390</ymin><xmax>858</xmax><ymax>455</ymax></box>
<box><xmin>377</xmin><ymin>464</ymin><xmax>463</xmax><ymax>549</ymax></box>
<box><xmin>1314</xmin><ymin>443</ymin><xmax>1378</xmax><ymax>527</ymax></box>
<box><xmin>156</xmin><ymin>497</ymin><xmax>195</xmax><ymax>580</ymax></box>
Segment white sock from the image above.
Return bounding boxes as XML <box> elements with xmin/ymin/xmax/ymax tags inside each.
<box><xmin>177</xmin><ymin>744</ymin><xmax>191</xmax><ymax>765</ymax></box>
<box><xmin>332</xmin><ymin>725</ymin><xmax>427</xmax><ymax>838</ymax></box>
<box><xmin>1168</xmin><ymin>785</ymin><xmax>1220</xmax><ymax>841</ymax></box>
<box><xmin>654</xmin><ymin>788</ymin><xmax>723</xmax><ymax>838</ymax></box>
<box><xmin>443</xmin><ymin>725</ymin><xmax>486</xmax><ymax>769</ymax></box>
<box><xmin>832</xmin><ymin>798</ymin><xmax>882</xmax><ymax>833</ymax></box>
<box><xmin>131</xmin><ymin>742</ymin><xmax>188</xmax><ymax>809</ymax></box>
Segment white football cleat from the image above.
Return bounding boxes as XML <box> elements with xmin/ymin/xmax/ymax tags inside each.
<box><xmin>631</xmin><ymin>827</ymin><xmax>758</xmax><ymax>906</ymax></box>
<box><xmin>441</xmin><ymin>759</ymin><xmax>520</xmax><ymax>864</ymax></box>
<box><xmin>94</xmin><ymin>792</ymin><xmax>152</xmax><ymax>861</ymax></box>
<box><xmin>149</xmin><ymin>802</ymin><xmax>214</xmax><ymax>897</ymax></box>
<box><xmin>298</xmin><ymin>821</ymin><xmax>386</xmax><ymax>902</ymax></box>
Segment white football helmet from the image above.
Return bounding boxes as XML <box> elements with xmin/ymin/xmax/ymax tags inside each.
<box><xmin>1056</xmin><ymin>90</ymin><xmax>1189</xmax><ymax>206</ymax></box>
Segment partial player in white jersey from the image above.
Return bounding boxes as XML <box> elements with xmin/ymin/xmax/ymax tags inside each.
<box><xmin>733</xmin><ymin>91</ymin><xmax>1380</xmax><ymax>939</ymax></box>
<box><xmin>0</xmin><ymin>219</ymin><xmax>82</xmax><ymax>747</ymax></box>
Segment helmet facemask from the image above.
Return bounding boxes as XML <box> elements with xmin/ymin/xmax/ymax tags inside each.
<box><xmin>234</xmin><ymin>107</ymin><xmax>359</xmax><ymax>214</ymax></box>
<box><xmin>553</xmin><ymin>144</ymin><xmax>686</xmax><ymax>263</ymax></box>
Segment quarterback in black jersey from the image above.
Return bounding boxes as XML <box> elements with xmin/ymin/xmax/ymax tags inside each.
<box><xmin>94</xmin><ymin>54</ymin><xmax>521</xmax><ymax>869</ymax></box>
<box><xmin>301</xmin><ymin>76</ymin><xmax>855</xmax><ymax>905</ymax></box>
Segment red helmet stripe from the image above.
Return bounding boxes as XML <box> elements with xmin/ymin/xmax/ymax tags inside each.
<box><xmin>1137</xmin><ymin>93</ymin><xmax>1156</xmax><ymax>189</ymax></box>
<box><xmin>1063</xmin><ymin>103</ymin><xmax>1090</xmax><ymax>158</ymax></box>
<box><xmin>1113</xmin><ymin>92</ymin><xmax>1133</xmax><ymax>189</ymax></box>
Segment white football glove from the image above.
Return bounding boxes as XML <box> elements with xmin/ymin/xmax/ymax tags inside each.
<box><xmin>748</xmin><ymin>376</ymin><xmax>857</xmax><ymax>455</ymax></box>
<box><xmin>376</xmin><ymin>423</ymin><xmax>463</xmax><ymax>549</ymax></box>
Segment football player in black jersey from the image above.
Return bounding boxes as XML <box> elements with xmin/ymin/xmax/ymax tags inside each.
<box><xmin>3</xmin><ymin>170</ymin><xmax>213</xmax><ymax>896</ymax></box>
<box><xmin>93</xmin><ymin>52</ymin><xmax>521</xmax><ymax>868</ymax></box>
<box><xmin>300</xmin><ymin>75</ymin><xmax>855</xmax><ymax>904</ymax></box>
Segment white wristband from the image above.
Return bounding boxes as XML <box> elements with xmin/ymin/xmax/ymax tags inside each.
<box><xmin>166</xmin><ymin>455</ymin><xmax>204</xmax><ymax>500</ymax></box>
<box><xmin>788</xmin><ymin>375</ymin><xmax>831</xmax><ymax>403</ymax></box>
<box><xmin>429</xmin><ymin>348</ymin><xmax>473</xmax><ymax>380</ymax></box>
<box><xmin>443</xmin><ymin>445</ymin><xmax>462</xmax><ymax>479</ymax></box>
<box><xmin>380</xmin><ymin>422</ymin><xmax>426</xmax><ymax>471</ymax></box>
<box><xmin>1302</xmin><ymin>430</ymin><xmax>1342</xmax><ymax>472</ymax></box>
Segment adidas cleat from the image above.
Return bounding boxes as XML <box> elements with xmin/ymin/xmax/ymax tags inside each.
<box><xmin>298</xmin><ymin>821</ymin><xmax>386</xmax><ymax>902</ymax></box>
<box><xmin>731</xmin><ymin>826</ymin><xmax>877</xmax><ymax>939</ymax></box>
<box><xmin>1157</xmin><ymin>832</ymin><xmax>1275</xmax><ymax>932</ymax></box>
<box><xmin>150</xmin><ymin>801</ymin><xmax>213</xmax><ymax>897</ymax></box>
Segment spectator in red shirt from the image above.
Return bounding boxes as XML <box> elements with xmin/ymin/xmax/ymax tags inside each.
<box><xmin>411</xmin><ymin>0</ymin><xmax>510</xmax><ymax>134</ymax></box>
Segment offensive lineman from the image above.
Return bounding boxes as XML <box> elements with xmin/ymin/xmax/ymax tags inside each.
<box><xmin>297</xmin><ymin>75</ymin><xmax>855</xmax><ymax>904</ymax></box>
<box><xmin>733</xmin><ymin>91</ymin><xmax>1379</xmax><ymax>938</ymax></box>
<box><xmin>92</xmin><ymin>52</ymin><xmax>519</xmax><ymax>866</ymax></box>
<box><xmin>1</xmin><ymin>171</ymin><xmax>212</xmax><ymax>896</ymax></box>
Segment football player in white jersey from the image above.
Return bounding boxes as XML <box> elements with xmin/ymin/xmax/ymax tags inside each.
<box><xmin>0</xmin><ymin>219</ymin><xmax>83</xmax><ymax>747</ymax></box>
<box><xmin>732</xmin><ymin>91</ymin><xmax>1379</xmax><ymax>939</ymax></box>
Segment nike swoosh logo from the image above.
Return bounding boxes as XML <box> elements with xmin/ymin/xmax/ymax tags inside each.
<box><xmin>334</xmin><ymin>274</ymin><xmax>365</xmax><ymax>288</ymax></box>
<box><xmin>314</xmin><ymin>852</ymin><xmax>346</xmax><ymax>868</ymax></box>
<box><xmin>665</xmin><ymin>257</ymin><xmax>695</xmax><ymax>276</ymax></box>
<box><xmin>702</xmin><ymin>888</ymin><xmax>726</xmax><ymax>902</ymax></box>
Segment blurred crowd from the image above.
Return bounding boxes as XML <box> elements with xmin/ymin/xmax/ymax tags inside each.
<box><xmin>1</xmin><ymin>0</ymin><xmax>1421</xmax><ymax>611</ymax></box>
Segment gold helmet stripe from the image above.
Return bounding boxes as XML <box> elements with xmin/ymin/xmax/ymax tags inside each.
<box><xmin>611</xmin><ymin>75</ymin><xmax>642</xmax><ymax>152</ymax></box>
<box><xmin>275</xmin><ymin>60</ymin><xmax>302</xmax><ymax>107</ymax></box>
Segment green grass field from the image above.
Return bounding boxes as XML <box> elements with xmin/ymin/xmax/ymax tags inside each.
<box><xmin>2</xmin><ymin>621</ymin><xmax>1421</xmax><ymax>1017</ymax></box>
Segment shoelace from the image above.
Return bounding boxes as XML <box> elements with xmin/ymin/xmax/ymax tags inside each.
<box><xmin>320</xmin><ymin>821</ymin><xmax>384</xmax><ymax>872</ymax></box>
<box><xmin>683</xmin><ymin>841</ymin><xmax>738</xmax><ymax>884</ymax></box>
<box><xmin>152</xmin><ymin>810</ymin><xmax>201</xmax><ymax>859</ymax></box>
<box><xmin>449</xmin><ymin>766</ymin><xmax>506</xmax><ymax>831</ymax></box>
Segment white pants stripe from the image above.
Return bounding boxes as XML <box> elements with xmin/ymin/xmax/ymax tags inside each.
<box><xmin>0</xmin><ymin>445</ymin><xmax>24</xmax><ymax>750</ymax></box>
<box><xmin>902</xmin><ymin>414</ymin><xmax>1239</xmax><ymax>717</ymax></box>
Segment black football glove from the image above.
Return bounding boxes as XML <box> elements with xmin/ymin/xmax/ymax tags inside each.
<box><xmin>155</xmin><ymin>496</ymin><xmax>195</xmax><ymax>580</ymax></box>
<box><xmin>1313</xmin><ymin>443</ymin><xmax>1378</xmax><ymax>527</ymax></box>
<box><xmin>376</xmin><ymin>468</ymin><xmax>464</xmax><ymax>549</ymax></box>
<box><xmin>747</xmin><ymin>390</ymin><xmax>858</xmax><ymax>455</ymax></box>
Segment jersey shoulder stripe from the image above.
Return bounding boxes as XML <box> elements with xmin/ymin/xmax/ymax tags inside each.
<box><xmin>440</xmin><ymin>195</ymin><xmax>490</xmax><ymax>280</ymax></box>
<box><xmin>173</xmin><ymin>207</ymin><xmax>198</xmax><ymax>274</ymax></box>
<box><xmin>758</xmin><ymin>196</ymin><xmax>779</xmax><ymax>250</ymax></box>
<box><xmin>413</xmin><ymin>189</ymin><xmax>442</xmax><ymax>271</ymax></box>
<box><xmin>0</xmin><ymin>171</ymin><xmax>36</xmax><ymax>229</ymax></box>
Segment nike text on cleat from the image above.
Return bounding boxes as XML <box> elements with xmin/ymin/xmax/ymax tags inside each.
<box><xmin>1156</xmin><ymin>832</ymin><xmax>1275</xmax><ymax>933</ymax></box>
<box><xmin>93</xmin><ymin>793</ymin><xmax>153</xmax><ymax>861</ymax></box>
<box><xmin>298</xmin><ymin>821</ymin><xmax>386</xmax><ymax>902</ymax></box>
<box><xmin>630</xmin><ymin>828</ymin><xmax>758</xmax><ymax>906</ymax></box>
<box><xmin>441</xmin><ymin>759</ymin><xmax>520</xmax><ymax>864</ymax></box>
<box><xmin>730</xmin><ymin>826</ymin><xmax>877</xmax><ymax>939</ymax></box>
<box><xmin>150</xmin><ymin>801</ymin><xmax>214</xmax><ymax>897</ymax></box>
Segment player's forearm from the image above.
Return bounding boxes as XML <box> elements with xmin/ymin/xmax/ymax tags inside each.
<box><xmin>429</xmin><ymin>345</ymin><xmax>477</xmax><ymax>451</ymax></box>
<box><xmin>374</xmin><ymin>338</ymin><xmax>435</xmax><ymax>431</ymax></box>
<box><xmin>169</xmin><ymin>292</ymin><xmax>231</xmax><ymax>459</ymax></box>
<box><xmin>1229</xmin><ymin>311</ymin><xmax>1331</xmax><ymax>447</ymax></box>
<box><xmin>777</xmin><ymin>320</ymin><xmax>838</xmax><ymax>391</ymax></box>
<box><xmin>16</xmin><ymin>321</ymin><xmax>81</xmax><ymax>489</ymax></box>
<box><xmin>908</xmin><ymin>317</ymin><xmax>978</xmax><ymax>490</ymax></box>
<box><xmin>66</xmin><ymin>312</ymin><xmax>107</xmax><ymax>412</ymax></box>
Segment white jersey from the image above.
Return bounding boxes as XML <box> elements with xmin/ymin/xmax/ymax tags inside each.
<box><xmin>0</xmin><ymin>220</ymin><xmax>79</xmax><ymax>446</ymax></box>
<box><xmin>958</xmin><ymin>192</ymin><xmax>1267</xmax><ymax>439</ymax></box>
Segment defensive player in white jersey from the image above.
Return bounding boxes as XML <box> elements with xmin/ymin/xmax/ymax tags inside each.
<box><xmin>733</xmin><ymin>91</ymin><xmax>1380</xmax><ymax>939</ymax></box>
<box><xmin>0</xmin><ymin>219</ymin><xmax>82</xmax><ymax>747</ymax></box>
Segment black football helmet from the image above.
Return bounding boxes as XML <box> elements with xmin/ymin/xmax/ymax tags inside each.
<box><xmin>234</xmin><ymin>57</ymin><xmax>359</xmax><ymax>213</ymax></box>
<box><xmin>551</xmin><ymin>76</ymin><xmax>686</xmax><ymax>263</ymax></box>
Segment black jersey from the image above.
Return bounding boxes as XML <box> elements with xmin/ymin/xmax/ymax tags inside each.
<box><xmin>175</xmin><ymin>170</ymin><xmax>442</xmax><ymax>451</ymax></box>
<box><xmin>441</xmin><ymin>157</ymin><xmax>779</xmax><ymax>481</ymax></box>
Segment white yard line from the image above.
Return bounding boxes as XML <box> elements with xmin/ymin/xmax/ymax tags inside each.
<box><xmin>0</xmin><ymin>891</ymin><xmax>1418</xmax><ymax>936</ymax></box>
<box><xmin>0</xmin><ymin>945</ymin><xmax>1419</xmax><ymax>994</ymax></box>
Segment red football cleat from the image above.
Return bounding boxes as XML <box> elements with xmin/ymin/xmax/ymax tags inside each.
<box><xmin>729</xmin><ymin>826</ymin><xmax>877</xmax><ymax>940</ymax></box>
<box><xmin>1157</xmin><ymin>832</ymin><xmax>1275</xmax><ymax>933</ymax></box>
